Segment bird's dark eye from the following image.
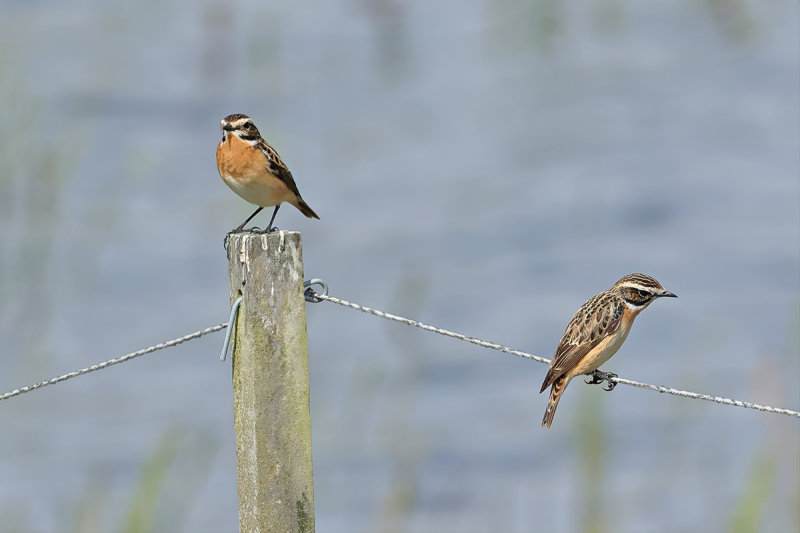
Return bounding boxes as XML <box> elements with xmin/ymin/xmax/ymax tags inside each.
<box><xmin>638</xmin><ymin>289</ymin><xmax>650</xmax><ymax>298</ymax></box>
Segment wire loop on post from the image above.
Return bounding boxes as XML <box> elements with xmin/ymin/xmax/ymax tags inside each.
<box><xmin>304</xmin><ymin>278</ymin><xmax>328</xmax><ymax>303</ymax></box>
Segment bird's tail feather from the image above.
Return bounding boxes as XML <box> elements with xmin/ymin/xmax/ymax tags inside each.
<box><xmin>542</xmin><ymin>376</ymin><xmax>568</xmax><ymax>429</ymax></box>
<box><xmin>296</xmin><ymin>197</ymin><xmax>319</xmax><ymax>220</ymax></box>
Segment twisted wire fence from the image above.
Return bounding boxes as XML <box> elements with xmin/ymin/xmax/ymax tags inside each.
<box><xmin>1</xmin><ymin>287</ymin><xmax>797</xmax><ymax>419</ymax></box>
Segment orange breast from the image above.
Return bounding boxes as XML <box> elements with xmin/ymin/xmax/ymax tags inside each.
<box><xmin>216</xmin><ymin>136</ymin><xmax>294</xmax><ymax>207</ymax></box>
<box><xmin>217</xmin><ymin>135</ymin><xmax>266</xmax><ymax>180</ymax></box>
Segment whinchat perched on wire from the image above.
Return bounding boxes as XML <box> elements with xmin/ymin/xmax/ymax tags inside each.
<box><xmin>217</xmin><ymin>113</ymin><xmax>319</xmax><ymax>233</ymax></box>
<box><xmin>540</xmin><ymin>273</ymin><xmax>676</xmax><ymax>428</ymax></box>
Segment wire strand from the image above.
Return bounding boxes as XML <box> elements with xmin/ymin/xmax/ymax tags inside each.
<box><xmin>2</xmin><ymin>290</ymin><xmax>798</xmax><ymax>419</ymax></box>
<box><xmin>312</xmin><ymin>293</ymin><xmax>800</xmax><ymax>419</ymax></box>
<box><xmin>0</xmin><ymin>324</ymin><xmax>227</xmax><ymax>402</ymax></box>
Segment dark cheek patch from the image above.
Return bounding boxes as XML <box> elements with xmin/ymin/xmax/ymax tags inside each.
<box><xmin>625</xmin><ymin>293</ymin><xmax>649</xmax><ymax>306</ymax></box>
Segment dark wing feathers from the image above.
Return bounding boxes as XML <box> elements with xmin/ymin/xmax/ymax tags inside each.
<box><xmin>258</xmin><ymin>140</ymin><xmax>304</xmax><ymax>199</ymax></box>
<box><xmin>539</xmin><ymin>294</ymin><xmax>624</xmax><ymax>392</ymax></box>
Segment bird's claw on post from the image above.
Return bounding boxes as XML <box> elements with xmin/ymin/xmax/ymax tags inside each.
<box><xmin>248</xmin><ymin>226</ymin><xmax>279</xmax><ymax>234</ymax></box>
<box><xmin>585</xmin><ymin>370</ymin><xmax>618</xmax><ymax>391</ymax></box>
<box><xmin>223</xmin><ymin>225</ymin><xmax>281</xmax><ymax>252</ymax></box>
<box><xmin>223</xmin><ymin>227</ymin><xmax>249</xmax><ymax>252</ymax></box>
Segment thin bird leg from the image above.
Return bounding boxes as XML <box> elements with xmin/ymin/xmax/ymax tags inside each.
<box><xmin>224</xmin><ymin>206</ymin><xmax>264</xmax><ymax>251</ymax></box>
<box><xmin>585</xmin><ymin>369</ymin><xmax>618</xmax><ymax>391</ymax></box>
<box><xmin>234</xmin><ymin>207</ymin><xmax>264</xmax><ymax>232</ymax></box>
<box><xmin>265</xmin><ymin>205</ymin><xmax>280</xmax><ymax>232</ymax></box>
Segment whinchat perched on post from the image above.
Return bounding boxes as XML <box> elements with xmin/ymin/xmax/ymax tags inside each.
<box><xmin>540</xmin><ymin>273</ymin><xmax>676</xmax><ymax>428</ymax></box>
<box><xmin>217</xmin><ymin>113</ymin><xmax>319</xmax><ymax>233</ymax></box>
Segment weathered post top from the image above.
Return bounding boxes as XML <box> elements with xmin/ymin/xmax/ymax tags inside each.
<box><xmin>227</xmin><ymin>231</ymin><xmax>315</xmax><ymax>533</ymax></box>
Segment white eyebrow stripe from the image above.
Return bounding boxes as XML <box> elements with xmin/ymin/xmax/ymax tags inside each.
<box><xmin>621</xmin><ymin>283</ymin><xmax>655</xmax><ymax>292</ymax></box>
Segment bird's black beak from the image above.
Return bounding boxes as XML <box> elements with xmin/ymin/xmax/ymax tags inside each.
<box><xmin>223</xmin><ymin>123</ymin><xmax>234</xmax><ymax>131</ymax></box>
<box><xmin>661</xmin><ymin>291</ymin><xmax>677</xmax><ymax>298</ymax></box>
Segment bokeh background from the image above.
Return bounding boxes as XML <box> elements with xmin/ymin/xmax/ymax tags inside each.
<box><xmin>1</xmin><ymin>1</ymin><xmax>798</xmax><ymax>532</ymax></box>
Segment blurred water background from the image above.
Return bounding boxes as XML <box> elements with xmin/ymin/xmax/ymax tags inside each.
<box><xmin>0</xmin><ymin>1</ymin><xmax>798</xmax><ymax>532</ymax></box>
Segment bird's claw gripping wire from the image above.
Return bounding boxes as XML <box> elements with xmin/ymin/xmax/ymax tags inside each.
<box><xmin>585</xmin><ymin>370</ymin><xmax>618</xmax><ymax>391</ymax></box>
<box><xmin>304</xmin><ymin>278</ymin><xmax>328</xmax><ymax>303</ymax></box>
